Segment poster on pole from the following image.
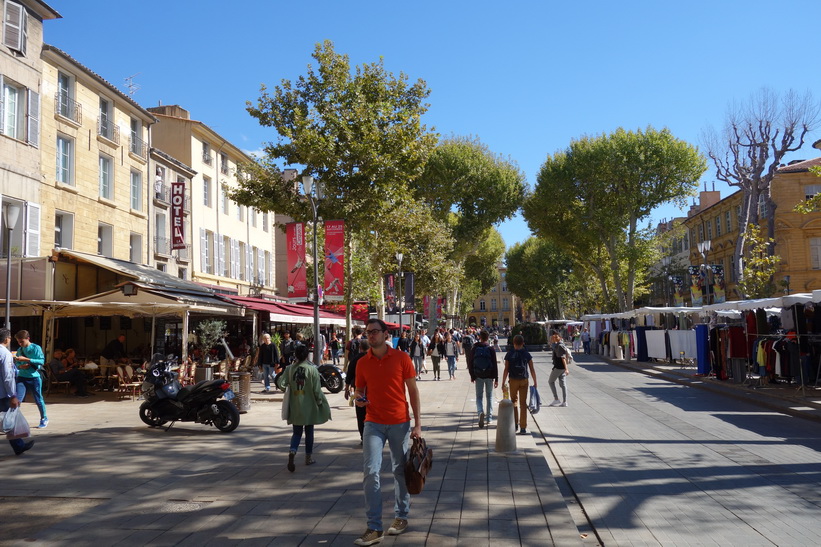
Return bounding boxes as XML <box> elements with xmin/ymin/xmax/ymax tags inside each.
<box><xmin>711</xmin><ymin>265</ymin><xmax>726</xmax><ymax>304</ymax></box>
<box><xmin>688</xmin><ymin>266</ymin><xmax>703</xmax><ymax>306</ymax></box>
<box><xmin>323</xmin><ymin>220</ymin><xmax>345</xmax><ymax>301</ymax></box>
<box><xmin>170</xmin><ymin>178</ymin><xmax>186</xmax><ymax>250</ymax></box>
<box><xmin>671</xmin><ymin>275</ymin><xmax>685</xmax><ymax>307</ymax></box>
<box><xmin>403</xmin><ymin>272</ymin><xmax>415</xmax><ymax>312</ymax></box>
<box><xmin>286</xmin><ymin>222</ymin><xmax>307</xmax><ymax>299</ymax></box>
<box><xmin>384</xmin><ymin>274</ymin><xmax>397</xmax><ymax>314</ymax></box>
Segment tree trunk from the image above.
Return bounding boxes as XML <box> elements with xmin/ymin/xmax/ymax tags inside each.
<box><xmin>344</xmin><ymin>235</ymin><xmax>353</xmax><ymax>367</ymax></box>
<box><xmin>606</xmin><ymin>234</ymin><xmax>625</xmax><ymax>311</ymax></box>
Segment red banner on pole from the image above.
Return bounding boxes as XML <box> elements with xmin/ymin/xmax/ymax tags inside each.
<box><xmin>323</xmin><ymin>220</ymin><xmax>345</xmax><ymax>300</ymax></box>
<box><xmin>171</xmin><ymin>178</ymin><xmax>186</xmax><ymax>250</ymax></box>
<box><xmin>287</xmin><ymin>222</ymin><xmax>307</xmax><ymax>298</ymax></box>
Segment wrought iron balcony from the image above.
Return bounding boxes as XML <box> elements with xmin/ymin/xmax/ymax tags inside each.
<box><xmin>98</xmin><ymin>116</ymin><xmax>120</xmax><ymax>144</ymax></box>
<box><xmin>55</xmin><ymin>93</ymin><xmax>82</xmax><ymax>124</ymax></box>
<box><xmin>154</xmin><ymin>236</ymin><xmax>170</xmax><ymax>256</ymax></box>
<box><xmin>203</xmin><ymin>152</ymin><xmax>213</xmax><ymax>165</ymax></box>
<box><xmin>175</xmin><ymin>244</ymin><xmax>191</xmax><ymax>262</ymax></box>
<box><xmin>129</xmin><ymin>134</ymin><xmax>147</xmax><ymax>159</ymax></box>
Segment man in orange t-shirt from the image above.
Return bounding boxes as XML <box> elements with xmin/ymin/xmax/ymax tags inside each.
<box><xmin>353</xmin><ymin>318</ymin><xmax>421</xmax><ymax>546</ymax></box>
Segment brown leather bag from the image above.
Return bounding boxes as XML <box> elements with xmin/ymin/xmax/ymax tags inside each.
<box><xmin>404</xmin><ymin>436</ymin><xmax>433</xmax><ymax>495</ymax></box>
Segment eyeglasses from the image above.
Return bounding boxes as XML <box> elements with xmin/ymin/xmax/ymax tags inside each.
<box><xmin>365</xmin><ymin>329</ymin><xmax>384</xmax><ymax>336</ymax></box>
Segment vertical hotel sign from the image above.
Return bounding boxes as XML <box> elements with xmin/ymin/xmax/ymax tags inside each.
<box><xmin>286</xmin><ymin>222</ymin><xmax>307</xmax><ymax>298</ymax></box>
<box><xmin>171</xmin><ymin>178</ymin><xmax>186</xmax><ymax>250</ymax></box>
<box><xmin>323</xmin><ymin>220</ymin><xmax>345</xmax><ymax>301</ymax></box>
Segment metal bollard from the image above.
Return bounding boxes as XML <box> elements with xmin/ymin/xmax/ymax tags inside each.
<box><xmin>495</xmin><ymin>384</ymin><xmax>517</xmax><ymax>452</ymax></box>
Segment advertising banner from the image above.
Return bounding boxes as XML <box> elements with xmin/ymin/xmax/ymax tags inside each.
<box><xmin>671</xmin><ymin>275</ymin><xmax>685</xmax><ymax>307</ymax></box>
<box><xmin>286</xmin><ymin>222</ymin><xmax>307</xmax><ymax>298</ymax></box>
<box><xmin>323</xmin><ymin>220</ymin><xmax>345</xmax><ymax>301</ymax></box>
<box><xmin>711</xmin><ymin>265</ymin><xmax>726</xmax><ymax>304</ymax></box>
<box><xmin>688</xmin><ymin>266</ymin><xmax>703</xmax><ymax>306</ymax></box>
<box><xmin>403</xmin><ymin>272</ymin><xmax>415</xmax><ymax>312</ymax></box>
<box><xmin>384</xmin><ymin>274</ymin><xmax>398</xmax><ymax>314</ymax></box>
<box><xmin>170</xmin><ymin>178</ymin><xmax>186</xmax><ymax>250</ymax></box>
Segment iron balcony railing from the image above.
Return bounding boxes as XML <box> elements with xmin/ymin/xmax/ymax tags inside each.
<box><xmin>98</xmin><ymin>115</ymin><xmax>120</xmax><ymax>144</ymax></box>
<box><xmin>154</xmin><ymin>236</ymin><xmax>170</xmax><ymax>256</ymax></box>
<box><xmin>129</xmin><ymin>134</ymin><xmax>147</xmax><ymax>159</ymax></box>
<box><xmin>154</xmin><ymin>186</ymin><xmax>191</xmax><ymax>211</ymax></box>
<box><xmin>55</xmin><ymin>93</ymin><xmax>82</xmax><ymax>124</ymax></box>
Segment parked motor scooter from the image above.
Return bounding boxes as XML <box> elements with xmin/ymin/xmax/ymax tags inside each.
<box><xmin>139</xmin><ymin>356</ymin><xmax>240</xmax><ymax>432</ymax></box>
<box><xmin>274</xmin><ymin>361</ymin><xmax>345</xmax><ymax>393</ymax></box>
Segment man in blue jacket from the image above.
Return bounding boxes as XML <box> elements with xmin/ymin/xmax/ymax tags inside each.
<box><xmin>14</xmin><ymin>330</ymin><xmax>47</xmax><ymax>428</ymax></box>
<box><xmin>1</xmin><ymin>328</ymin><xmax>34</xmax><ymax>455</ymax></box>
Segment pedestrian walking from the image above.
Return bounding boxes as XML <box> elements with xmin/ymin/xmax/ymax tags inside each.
<box><xmin>329</xmin><ymin>332</ymin><xmax>341</xmax><ymax>366</ymax></box>
<box><xmin>0</xmin><ymin>328</ymin><xmax>34</xmax><ymax>455</ymax></box>
<box><xmin>444</xmin><ymin>332</ymin><xmax>459</xmax><ymax>380</ymax></box>
<box><xmin>492</xmin><ymin>333</ymin><xmax>502</xmax><ymax>352</ymax></box>
<box><xmin>581</xmin><ymin>328</ymin><xmax>591</xmax><ymax>354</ymax></box>
<box><xmin>501</xmin><ymin>334</ymin><xmax>537</xmax><ymax>435</ymax></box>
<box><xmin>353</xmin><ymin>318</ymin><xmax>421</xmax><ymax>546</ymax></box>
<box><xmin>467</xmin><ymin>330</ymin><xmax>498</xmax><ymax>428</ymax></box>
<box><xmin>14</xmin><ymin>330</ymin><xmax>47</xmax><ymax>428</ymax></box>
<box><xmin>344</xmin><ymin>338</ymin><xmax>370</xmax><ymax>446</ymax></box>
<box><xmin>254</xmin><ymin>333</ymin><xmax>280</xmax><ymax>393</ymax></box>
<box><xmin>548</xmin><ymin>331</ymin><xmax>570</xmax><ymax>407</ymax></box>
<box><xmin>283</xmin><ymin>344</ymin><xmax>330</xmax><ymax>472</ymax></box>
<box><xmin>427</xmin><ymin>332</ymin><xmax>443</xmax><ymax>381</ymax></box>
<box><xmin>409</xmin><ymin>333</ymin><xmax>426</xmax><ymax>380</ymax></box>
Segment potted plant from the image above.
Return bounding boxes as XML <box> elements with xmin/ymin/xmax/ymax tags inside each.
<box><xmin>197</xmin><ymin>319</ymin><xmax>227</xmax><ymax>363</ymax></box>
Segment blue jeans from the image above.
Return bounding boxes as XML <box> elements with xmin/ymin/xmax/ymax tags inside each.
<box><xmin>0</xmin><ymin>397</ymin><xmax>25</xmax><ymax>451</ymax></box>
<box><xmin>262</xmin><ymin>364</ymin><xmax>276</xmax><ymax>389</ymax></box>
<box><xmin>446</xmin><ymin>356</ymin><xmax>456</xmax><ymax>378</ymax></box>
<box><xmin>362</xmin><ymin>420</ymin><xmax>410</xmax><ymax>531</ymax></box>
<box><xmin>475</xmin><ymin>377</ymin><xmax>494</xmax><ymax>418</ymax></box>
<box><xmin>412</xmin><ymin>356</ymin><xmax>424</xmax><ymax>376</ymax></box>
<box><xmin>290</xmin><ymin>424</ymin><xmax>314</xmax><ymax>454</ymax></box>
<box><xmin>16</xmin><ymin>374</ymin><xmax>46</xmax><ymax>420</ymax></box>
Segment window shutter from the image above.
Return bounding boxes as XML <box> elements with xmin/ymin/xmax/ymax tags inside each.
<box><xmin>257</xmin><ymin>248</ymin><xmax>264</xmax><ymax>283</ymax></box>
<box><xmin>19</xmin><ymin>2</ymin><xmax>26</xmax><ymax>55</ymax></box>
<box><xmin>3</xmin><ymin>1</ymin><xmax>23</xmax><ymax>51</ymax></box>
<box><xmin>269</xmin><ymin>252</ymin><xmax>275</xmax><ymax>287</ymax></box>
<box><xmin>26</xmin><ymin>88</ymin><xmax>38</xmax><ymax>147</ymax></box>
<box><xmin>230</xmin><ymin>239</ymin><xmax>239</xmax><ymax>279</ymax></box>
<box><xmin>200</xmin><ymin>228</ymin><xmax>207</xmax><ymax>272</ymax></box>
<box><xmin>0</xmin><ymin>74</ymin><xmax>5</xmax><ymax>135</ymax></box>
<box><xmin>24</xmin><ymin>202</ymin><xmax>39</xmax><ymax>257</ymax></box>
<box><xmin>245</xmin><ymin>246</ymin><xmax>252</xmax><ymax>282</ymax></box>
<box><xmin>217</xmin><ymin>235</ymin><xmax>225</xmax><ymax>276</ymax></box>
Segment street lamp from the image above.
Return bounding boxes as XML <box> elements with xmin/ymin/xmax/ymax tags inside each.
<box><xmin>395</xmin><ymin>252</ymin><xmax>403</xmax><ymax>337</ymax></box>
<box><xmin>697</xmin><ymin>240</ymin><xmax>712</xmax><ymax>305</ymax></box>
<box><xmin>3</xmin><ymin>202</ymin><xmax>21</xmax><ymax>330</ymax></box>
<box><xmin>660</xmin><ymin>256</ymin><xmax>671</xmax><ymax>306</ymax></box>
<box><xmin>301</xmin><ymin>175</ymin><xmax>324</xmax><ymax>365</ymax></box>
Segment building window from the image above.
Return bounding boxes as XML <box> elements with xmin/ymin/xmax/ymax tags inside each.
<box><xmin>502</xmin><ymin>298</ymin><xmax>510</xmax><ymax>310</ymax></box>
<box><xmin>99</xmin><ymin>154</ymin><xmax>113</xmax><ymax>200</ymax></box>
<box><xmin>54</xmin><ymin>211</ymin><xmax>73</xmax><ymax>250</ymax></box>
<box><xmin>203</xmin><ymin>176</ymin><xmax>211</xmax><ymax>207</ymax></box>
<box><xmin>501</xmin><ymin>282</ymin><xmax>508</xmax><ymax>292</ymax></box>
<box><xmin>805</xmin><ymin>185</ymin><xmax>821</xmax><ymax>201</ymax></box>
<box><xmin>491</xmin><ymin>298</ymin><xmax>497</xmax><ymax>311</ymax></box>
<box><xmin>129</xmin><ymin>233</ymin><xmax>141</xmax><ymax>263</ymax></box>
<box><xmin>726</xmin><ymin>211</ymin><xmax>732</xmax><ymax>233</ymax></box>
<box><xmin>2</xmin><ymin>1</ymin><xmax>27</xmax><ymax>54</ymax></box>
<box><xmin>203</xmin><ymin>230</ymin><xmax>215</xmax><ymax>274</ymax></box>
<box><xmin>221</xmin><ymin>185</ymin><xmax>229</xmax><ymax>215</ymax></box>
<box><xmin>220</xmin><ymin>153</ymin><xmax>229</xmax><ymax>174</ymax></box>
<box><xmin>811</xmin><ymin>238</ymin><xmax>821</xmax><ymax>270</ymax></box>
<box><xmin>56</xmin><ymin>134</ymin><xmax>73</xmax><ymax>185</ymax></box>
<box><xmin>129</xmin><ymin>118</ymin><xmax>145</xmax><ymax>157</ymax></box>
<box><xmin>202</xmin><ymin>142</ymin><xmax>212</xmax><ymax>164</ymax></box>
<box><xmin>715</xmin><ymin>215</ymin><xmax>721</xmax><ymax>237</ymax></box>
<box><xmin>97</xmin><ymin>223</ymin><xmax>113</xmax><ymax>256</ymax></box>
<box><xmin>238</xmin><ymin>241</ymin><xmax>246</xmax><ymax>281</ymax></box>
<box><xmin>706</xmin><ymin>221</ymin><xmax>712</xmax><ymax>239</ymax></box>
<box><xmin>250</xmin><ymin>208</ymin><xmax>257</xmax><ymax>228</ymax></box>
<box><xmin>479</xmin><ymin>300</ymin><xmax>486</xmax><ymax>311</ymax></box>
<box><xmin>155</xmin><ymin>212</ymin><xmax>168</xmax><ymax>255</ymax></box>
<box><xmin>178</xmin><ymin>267</ymin><xmax>187</xmax><ymax>280</ymax></box>
<box><xmin>56</xmin><ymin>71</ymin><xmax>76</xmax><ymax>120</ymax></box>
<box><xmin>736</xmin><ymin>205</ymin><xmax>742</xmax><ymax>227</ymax></box>
<box><xmin>0</xmin><ymin>76</ymin><xmax>36</xmax><ymax>144</ymax></box>
<box><xmin>683</xmin><ymin>231</ymin><xmax>689</xmax><ymax>250</ymax></box>
<box><xmin>237</xmin><ymin>204</ymin><xmax>244</xmax><ymax>222</ymax></box>
<box><xmin>98</xmin><ymin>97</ymin><xmax>116</xmax><ymax>142</ymax></box>
<box><xmin>222</xmin><ymin>235</ymin><xmax>231</xmax><ymax>276</ymax></box>
<box><xmin>130</xmin><ymin>170</ymin><xmax>142</xmax><ymax>211</ymax></box>
<box><xmin>156</xmin><ymin>262</ymin><xmax>166</xmax><ymax>273</ymax></box>
<box><xmin>262</xmin><ymin>212</ymin><xmax>269</xmax><ymax>232</ymax></box>
<box><xmin>758</xmin><ymin>194</ymin><xmax>769</xmax><ymax>218</ymax></box>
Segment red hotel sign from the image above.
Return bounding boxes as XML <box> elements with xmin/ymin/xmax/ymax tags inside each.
<box><xmin>171</xmin><ymin>178</ymin><xmax>186</xmax><ymax>250</ymax></box>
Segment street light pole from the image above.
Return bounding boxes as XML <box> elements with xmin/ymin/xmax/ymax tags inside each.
<box><xmin>3</xmin><ymin>203</ymin><xmax>21</xmax><ymax>331</ymax></box>
<box><xmin>396</xmin><ymin>252</ymin><xmax>403</xmax><ymax>337</ymax></box>
<box><xmin>697</xmin><ymin>240</ymin><xmax>712</xmax><ymax>305</ymax></box>
<box><xmin>302</xmin><ymin>175</ymin><xmax>323</xmax><ymax>365</ymax></box>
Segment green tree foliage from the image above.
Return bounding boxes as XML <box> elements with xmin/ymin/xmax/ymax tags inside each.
<box><xmin>524</xmin><ymin>126</ymin><xmax>706</xmax><ymax>311</ymax></box>
<box><xmin>505</xmin><ymin>237</ymin><xmax>576</xmax><ymax>319</ymax></box>
<box><xmin>510</xmin><ymin>322</ymin><xmax>548</xmax><ymax>345</ymax></box>
<box><xmin>230</xmin><ymin>40</ymin><xmax>438</xmax><ymax>328</ymax></box>
<box><xmin>737</xmin><ymin>224</ymin><xmax>781</xmax><ymax>299</ymax></box>
<box><xmin>793</xmin><ymin>165</ymin><xmax>821</xmax><ymax>213</ymax></box>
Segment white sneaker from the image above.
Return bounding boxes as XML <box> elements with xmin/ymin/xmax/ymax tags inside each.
<box><xmin>549</xmin><ymin>399</ymin><xmax>562</xmax><ymax>407</ymax></box>
<box><xmin>560</xmin><ymin>401</ymin><xmax>568</xmax><ymax>407</ymax></box>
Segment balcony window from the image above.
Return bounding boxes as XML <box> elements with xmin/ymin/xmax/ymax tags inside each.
<box><xmin>811</xmin><ymin>238</ymin><xmax>821</xmax><ymax>270</ymax></box>
<box><xmin>203</xmin><ymin>176</ymin><xmax>212</xmax><ymax>207</ymax></box>
<box><xmin>99</xmin><ymin>154</ymin><xmax>113</xmax><ymax>200</ymax></box>
<box><xmin>54</xmin><ymin>211</ymin><xmax>73</xmax><ymax>249</ymax></box>
<box><xmin>129</xmin><ymin>233</ymin><xmax>142</xmax><ymax>263</ymax></box>
<box><xmin>220</xmin><ymin>153</ymin><xmax>229</xmax><ymax>174</ymax></box>
<box><xmin>202</xmin><ymin>142</ymin><xmax>212</xmax><ymax>165</ymax></box>
<box><xmin>715</xmin><ymin>215</ymin><xmax>721</xmax><ymax>237</ymax></box>
<box><xmin>56</xmin><ymin>71</ymin><xmax>81</xmax><ymax>124</ymax></box>
<box><xmin>98</xmin><ymin>97</ymin><xmax>118</xmax><ymax>143</ymax></box>
<box><xmin>130</xmin><ymin>171</ymin><xmax>142</xmax><ymax>211</ymax></box>
<box><xmin>97</xmin><ymin>223</ymin><xmax>113</xmax><ymax>257</ymax></box>
<box><xmin>726</xmin><ymin>211</ymin><xmax>732</xmax><ymax>233</ymax></box>
<box><xmin>154</xmin><ymin>166</ymin><xmax>166</xmax><ymax>200</ymax></box>
<box><xmin>129</xmin><ymin>118</ymin><xmax>146</xmax><ymax>158</ymax></box>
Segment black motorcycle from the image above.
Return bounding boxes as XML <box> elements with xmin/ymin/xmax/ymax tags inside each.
<box><xmin>274</xmin><ymin>362</ymin><xmax>344</xmax><ymax>394</ymax></box>
<box><xmin>139</xmin><ymin>359</ymin><xmax>240</xmax><ymax>433</ymax></box>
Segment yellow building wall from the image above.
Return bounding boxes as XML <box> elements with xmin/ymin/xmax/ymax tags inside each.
<box><xmin>772</xmin><ymin>170</ymin><xmax>821</xmax><ymax>292</ymax></box>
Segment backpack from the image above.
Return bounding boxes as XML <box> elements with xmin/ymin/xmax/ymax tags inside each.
<box><xmin>462</xmin><ymin>335</ymin><xmax>474</xmax><ymax>353</ymax></box>
<box><xmin>554</xmin><ymin>343</ymin><xmax>573</xmax><ymax>366</ymax></box>
<box><xmin>508</xmin><ymin>349</ymin><xmax>528</xmax><ymax>379</ymax></box>
<box><xmin>472</xmin><ymin>345</ymin><xmax>494</xmax><ymax>378</ymax></box>
<box><xmin>349</xmin><ymin>337</ymin><xmax>361</xmax><ymax>356</ymax></box>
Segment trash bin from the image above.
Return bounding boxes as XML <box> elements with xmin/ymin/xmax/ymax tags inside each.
<box><xmin>228</xmin><ymin>371</ymin><xmax>251</xmax><ymax>413</ymax></box>
<box><xmin>194</xmin><ymin>365</ymin><xmax>213</xmax><ymax>383</ymax></box>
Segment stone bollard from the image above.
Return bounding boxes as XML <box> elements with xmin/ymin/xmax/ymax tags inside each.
<box><xmin>495</xmin><ymin>384</ymin><xmax>517</xmax><ymax>452</ymax></box>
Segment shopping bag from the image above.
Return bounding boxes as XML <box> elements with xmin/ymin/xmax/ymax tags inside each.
<box><xmin>404</xmin><ymin>436</ymin><xmax>433</xmax><ymax>495</ymax></box>
<box><xmin>2</xmin><ymin>407</ymin><xmax>30</xmax><ymax>440</ymax></box>
<box><xmin>528</xmin><ymin>385</ymin><xmax>542</xmax><ymax>414</ymax></box>
<box><xmin>281</xmin><ymin>387</ymin><xmax>290</xmax><ymax>421</ymax></box>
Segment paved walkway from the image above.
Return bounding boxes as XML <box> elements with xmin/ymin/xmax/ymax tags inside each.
<box><xmin>1</xmin><ymin>356</ymin><xmax>581</xmax><ymax>546</ymax></box>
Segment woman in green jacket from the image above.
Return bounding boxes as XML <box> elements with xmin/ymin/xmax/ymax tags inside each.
<box><xmin>284</xmin><ymin>344</ymin><xmax>331</xmax><ymax>472</ymax></box>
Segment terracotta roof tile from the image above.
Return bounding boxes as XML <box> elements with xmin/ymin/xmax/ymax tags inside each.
<box><xmin>777</xmin><ymin>157</ymin><xmax>821</xmax><ymax>173</ymax></box>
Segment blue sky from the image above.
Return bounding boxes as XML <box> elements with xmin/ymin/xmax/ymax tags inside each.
<box><xmin>43</xmin><ymin>0</ymin><xmax>821</xmax><ymax>247</ymax></box>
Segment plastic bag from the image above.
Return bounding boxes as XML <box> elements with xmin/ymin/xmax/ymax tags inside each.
<box><xmin>2</xmin><ymin>407</ymin><xmax>31</xmax><ymax>439</ymax></box>
<box><xmin>528</xmin><ymin>385</ymin><xmax>542</xmax><ymax>414</ymax></box>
